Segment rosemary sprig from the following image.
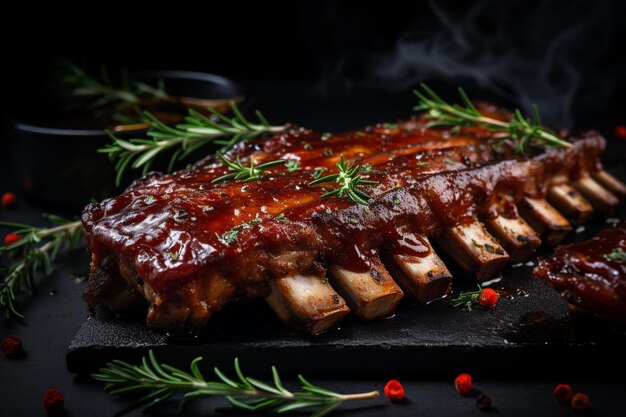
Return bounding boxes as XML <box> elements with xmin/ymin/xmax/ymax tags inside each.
<box><xmin>0</xmin><ymin>215</ymin><xmax>83</xmax><ymax>318</ymax></box>
<box><xmin>92</xmin><ymin>350</ymin><xmax>379</xmax><ymax>417</ymax></box>
<box><xmin>286</xmin><ymin>159</ymin><xmax>301</xmax><ymax>172</ymax></box>
<box><xmin>99</xmin><ymin>102</ymin><xmax>286</xmax><ymax>186</ymax></box>
<box><xmin>57</xmin><ymin>61</ymin><xmax>168</xmax><ymax>110</ymax></box>
<box><xmin>308</xmin><ymin>155</ymin><xmax>379</xmax><ymax>206</ymax></box>
<box><xmin>413</xmin><ymin>83</ymin><xmax>572</xmax><ymax>154</ymax></box>
<box><xmin>604</xmin><ymin>248</ymin><xmax>626</xmax><ymax>262</ymax></box>
<box><xmin>450</xmin><ymin>285</ymin><xmax>483</xmax><ymax>311</ymax></box>
<box><xmin>212</xmin><ymin>152</ymin><xmax>286</xmax><ymax>184</ymax></box>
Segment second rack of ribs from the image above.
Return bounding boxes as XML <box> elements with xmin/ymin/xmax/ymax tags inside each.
<box><xmin>81</xmin><ymin>107</ymin><xmax>625</xmax><ymax>334</ymax></box>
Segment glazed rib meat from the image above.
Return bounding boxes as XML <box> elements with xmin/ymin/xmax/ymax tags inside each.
<box><xmin>534</xmin><ymin>223</ymin><xmax>626</xmax><ymax>324</ymax></box>
<box><xmin>82</xmin><ymin>104</ymin><xmax>625</xmax><ymax>333</ymax></box>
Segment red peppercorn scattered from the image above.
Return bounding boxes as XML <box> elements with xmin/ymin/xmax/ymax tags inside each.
<box><xmin>478</xmin><ymin>288</ymin><xmax>498</xmax><ymax>308</ymax></box>
<box><xmin>571</xmin><ymin>392</ymin><xmax>589</xmax><ymax>412</ymax></box>
<box><xmin>454</xmin><ymin>373</ymin><xmax>473</xmax><ymax>395</ymax></box>
<box><xmin>476</xmin><ymin>394</ymin><xmax>492</xmax><ymax>410</ymax></box>
<box><xmin>1</xmin><ymin>192</ymin><xmax>17</xmax><ymax>209</ymax></box>
<box><xmin>384</xmin><ymin>379</ymin><xmax>405</xmax><ymax>401</ymax></box>
<box><xmin>43</xmin><ymin>388</ymin><xmax>64</xmax><ymax>414</ymax></box>
<box><xmin>1</xmin><ymin>335</ymin><xmax>23</xmax><ymax>357</ymax></box>
<box><xmin>615</xmin><ymin>125</ymin><xmax>626</xmax><ymax>139</ymax></box>
<box><xmin>4</xmin><ymin>232</ymin><xmax>21</xmax><ymax>247</ymax></box>
<box><xmin>553</xmin><ymin>383</ymin><xmax>573</xmax><ymax>403</ymax></box>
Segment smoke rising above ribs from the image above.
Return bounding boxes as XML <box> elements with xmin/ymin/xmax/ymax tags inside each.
<box><xmin>81</xmin><ymin>104</ymin><xmax>625</xmax><ymax>333</ymax></box>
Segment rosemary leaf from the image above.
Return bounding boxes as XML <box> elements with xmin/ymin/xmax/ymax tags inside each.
<box><xmin>212</xmin><ymin>152</ymin><xmax>285</xmax><ymax>184</ymax></box>
<box><xmin>413</xmin><ymin>83</ymin><xmax>572</xmax><ymax>154</ymax></box>
<box><xmin>56</xmin><ymin>61</ymin><xmax>167</xmax><ymax>110</ymax></box>
<box><xmin>309</xmin><ymin>155</ymin><xmax>379</xmax><ymax>206</ymax></box>
<box><xmin>605</xmin><ymin>248</ymin><xmax>626</xmax><ymax>262</ymax></box>
<box><xmin>0</xmin><ymin>216</ymin><xmax>83</xmax><ymax>318</ymax></box>
<box><xmin>100</xmin><ymin>102</ymin><xmax>286</xmax><ymax>186</ymax></box>
<box><xmin>92</xmin><ymin>350</ymin><xmax>379</xmax><ymax>416</ymax></box>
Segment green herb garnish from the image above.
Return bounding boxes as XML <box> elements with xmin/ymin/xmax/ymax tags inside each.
<box><xmin>413</xmin><ymin>83</ymin><xmax>572</xmax><ymax>154</ymax></box>
<box><xmin>100</xmin><ymin>102</ymin><xmax>285</xmax><ymax>185</ymax></box>
<box><xmin>91</xmin><ymin>350</ymin><xmax>379</xmax><ymax>417</ymax></box>
<box><xmin>308</xmin><ymin>155</ymin><xmax>379</xmax><ymax>206</ymax></box>
<box><xmin>361</xmin><ymin>163</ymin><xmax>373</xmax><ymax>173</ymax></box>
<box><xmin>57</xmin><ymin>61</ymin><xmax>167</xmax><ymax>110</ymax></box>
<box><xmin>212</xmin><ymin>153</ymin><xmax>285</xmax><ymax>184</ymax></box>
<box><xmin>220</xmin><ymin>217</ymin><xmax>264</xmax><ymax>245</ymax></box>
<box><xmin>312</xmin><ymin>168</ymin><xmax>326</xmax><ymax>180</ymax></box>
<box><xmin>0</xmin><ymin>215</ymin><xmax>83</xmax><ymax>318</ymax></box>
<box><xmin>221</xmin><ymin>228</ymin><xmax>242</xmax><ymax>245</ymax></box>
<box><xmin>605</xmin><ymin>248</ymin><xmax>626</xmax><ymax>262</ymax></box>
<box><xmin>286</xmin><ymin>160</ymin><xmax>301</xmax><ymax>172</ymax></box>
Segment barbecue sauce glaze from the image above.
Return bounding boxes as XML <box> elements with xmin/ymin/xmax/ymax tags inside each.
<box><xmin>82</xmin><ymin>108</ymin><xmax>604</xmax><ymax>293</ymax></box>
<box><xmin>534</xmin><ymin>223</ymin><xmax>626</xmax><ymax>324</ymax></box>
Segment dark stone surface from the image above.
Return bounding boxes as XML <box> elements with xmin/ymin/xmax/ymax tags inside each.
<box><xmin>67</xmin><ymin>174</ymin><xmax>626</xmax><ymax>377</ymax></box>
<box><xmin>2</xmin><ymin>82</ymin><xmax>625</xmax><ymax>416</ymax></box>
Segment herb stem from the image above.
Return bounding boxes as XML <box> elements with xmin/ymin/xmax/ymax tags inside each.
<box><xmin>100</xmin><ymin>103</ymin><xmax>286</xmax><ymax>185</ymax></box>
<box><xmin>36</xmin><ymin>220</ymin><xmax>83</xmax><ymax>238</ymax></box>
<box><xmin>0</xmin><ymin>217</ymin><xmax>83</xmax><ymax>318</ymax></box>
<box><xmin>93</xmin><ymin>350</ymin><xmax>379</xmax><ymax>417</ymax></box>
<box><xmin>57</xmin><ymin>61</ymin><xmax>168</xmax><ymax>110</ymax></box>
<box><xmin>212</xmin><ymin>152</ymin><xmax>286</xmax><ymax>184</ymax></box>
<box><xmin>309</xmin><ymin>154</ymin><xmax>379</xmax><ymax>206</ymax></box>
<box><xmin>413</xmin><ymin>83</ymin><xmax>572</xmax><ymax>153</ymax></box>
<box><xmin>339</xmin><ymin>391</ymin><xmax>380</xmax><ymax>401</ymax></box>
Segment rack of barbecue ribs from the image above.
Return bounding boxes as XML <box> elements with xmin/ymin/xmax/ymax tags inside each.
<box><xmin>82</xmin><ymin>104</ymin><xmax>626</xmax><ymax>334</ymax></box>
<box><xmin>534</xmin><ymin>223</ymin><xmax>626</xmax><ymax>325</ymax></box>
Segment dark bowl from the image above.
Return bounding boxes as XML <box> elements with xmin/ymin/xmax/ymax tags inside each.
<box><xmin>6</xmin><ymin>70</ymin><xmax>244</xmax><ymax>208</ymax></box>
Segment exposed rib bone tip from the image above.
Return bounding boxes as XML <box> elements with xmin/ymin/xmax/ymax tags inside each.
<box><xmin>574</xmin><ymin>176</ymin><xmax>620</xmax><ymax>213</ymax></box>
<box><xmin>546</xmin><ymin>183</ymin><xmax>593</xmax><ymax>225</ymax></box>
<box><xmin>266</xmin><ymin>274</ymin><xmax>350</xmax><ymax>335</ymax></box>
<box><xmin>329</xmin><ymin>258</ymin><xmax>403</xmax><ymax>320</ymax></box>
<box><xmin>484</xmin><ymin>213</ymin><xmax>541</xmax><ymax>263</ymax></box>
<box><xmin>592</xmin><ymin>170</ymin><xmax>626</xmax><ymax>199</ymax></box>
<box><xmin>436</xmin><ymin>220</ymin><xmax>509</xmax><ymax>281</ymax></box>
<box><xmin>384</xmin><ymin>234</ymin><xmax>452</xmax><ymax>303</ymax></box>
<box><xmin>518</xmin><ymin>197</ymin><xmax>572</xmax><ymax>245</ymax></box>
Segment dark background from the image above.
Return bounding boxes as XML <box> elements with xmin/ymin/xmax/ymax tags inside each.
<box><xmin>2</xmin><ymin>0</ymin><xmax>626</xmax><ymax>131</ymax></box>
<box><xmin>2</xmin><ymin>2</ymin><xmax>626</xmax><ymax>416</ymax></box>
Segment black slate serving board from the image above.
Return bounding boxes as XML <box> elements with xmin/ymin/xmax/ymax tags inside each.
<box><xmin>66</xmin><ymin>168</ymin><xmax>626</xmax><ymax>377</ymax></box>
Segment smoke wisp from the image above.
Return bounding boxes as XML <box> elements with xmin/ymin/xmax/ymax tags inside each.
<box><xmin>315</xmin><ymin>1</ymin><xmax>624</xmax><ymax>128</ymax></box>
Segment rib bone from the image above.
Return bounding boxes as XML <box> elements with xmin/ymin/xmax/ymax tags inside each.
<box><xmin>266</xmin><ymin>274</ymin><xmax>350</xmax><ymax>335</ymax></box>
<box><xmin>573</xmin><ymin>176</ymin><xmax>620</xmax><ymax>212</ymax></box>
<box><xmin>383</xmin><ymin>234</ymin><xmax>452</xmax><ymax>303</ymax></box>
<box><xmin>591</xmin><ymin>170</ymin><xmax>626</xmax><ymax>199</ymax></box>
<box><xmin>436</xmin><ymin>220</ymin><xmax>509</xmax><ymax>281</ymax></box>
<box><xmin>328</xmin><ymin>258</ymin><xmax>404</xmax><ymax>319</ymax></box>
<box><xmin>546</xmin><ymin>183</ymin><xmax>593</xmax><ymax>225</ymax></box>
<box><xmin>484</xmin><ymin>214</ymin><xmax>541</xmax><ymax>263</ymax></box>
<box><xmin>518</xmin><ymin>197</ymin><xmax>572</xmax><ymax>245</ymax></box>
